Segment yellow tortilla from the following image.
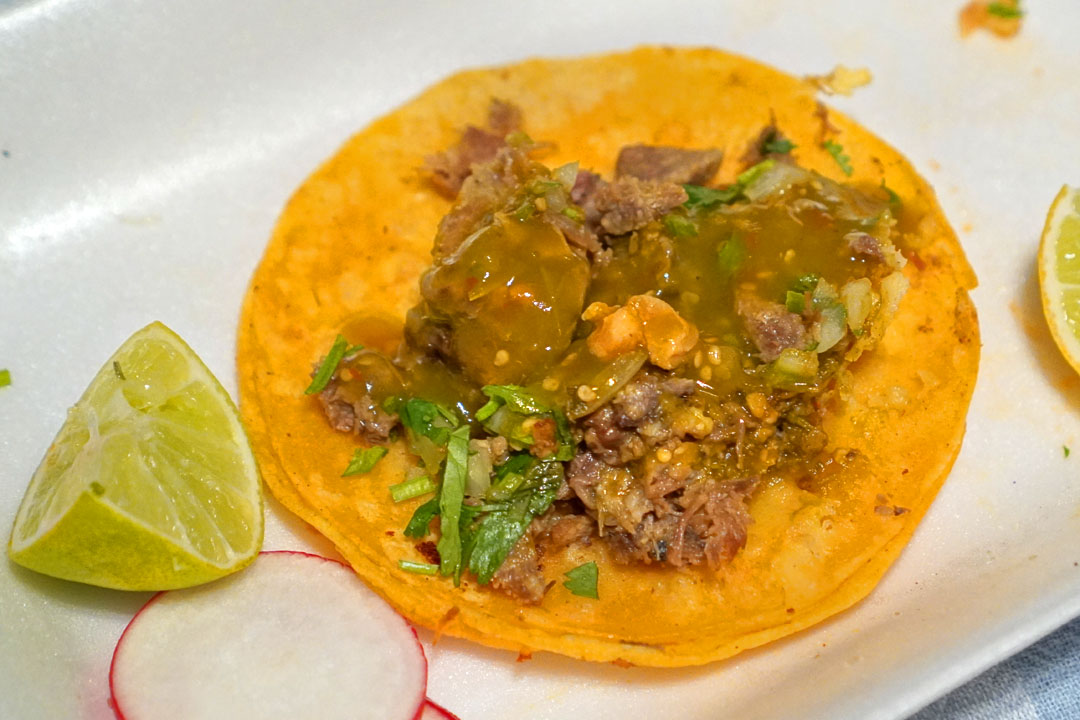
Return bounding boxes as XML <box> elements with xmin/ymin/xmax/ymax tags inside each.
<box><xmin>237</xmin><ymin>46</ymin><xmax>979</xmax><ymax>666</ymax></box>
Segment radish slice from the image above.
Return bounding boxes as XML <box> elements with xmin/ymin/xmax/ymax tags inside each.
<box><xmin>110</xmin><ymin>551</ymin><xmax>426</xmax><ymax>720</ymax></box>
<box><xmin>421</xmin><ymin>700</ymin><xmax>461</xmax><ymax>720</ymax></box>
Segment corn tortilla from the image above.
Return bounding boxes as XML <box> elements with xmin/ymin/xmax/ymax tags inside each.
<box><xmin>237</xmin><ymin>46</ymin><xmax>979</xmax><ymax>666</ymax></box>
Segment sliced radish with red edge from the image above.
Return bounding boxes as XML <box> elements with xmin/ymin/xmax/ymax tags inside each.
<box><xmin>421</xmin><ymin>699</ymin><xmax>461</xmax><ymax>720</ymax></box>
<box><xmin>110</xmin><ymin>551</ymin><xmax>426</xmax><ymax>720</ymax></box>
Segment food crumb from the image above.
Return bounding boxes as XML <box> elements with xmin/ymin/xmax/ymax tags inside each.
<box><xmin>959</xmin><ymin>1</ymin><xmax>1023</xmax><ymax>38</ymax></box>
<box><xmin>805</xmin><ymin>66</ymin><xmax>873</xmax><ymax>96</ymax></box>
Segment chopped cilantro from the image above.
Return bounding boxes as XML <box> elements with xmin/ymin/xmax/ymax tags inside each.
<box><xmin>822</xmin><ymin>140</ymin><xmax>853</xmax><ymax>177</ymax></box>
<box><xmin>764</xmin><ymin>137</ymin><xmax>796</xmax><ymax>154</ymax></box>
<box><xmin>304</xmin><ymin>334</ymin><xmax>359</xmax><ymax>395</ymax></box>
<box><xmin>480</xmin><ymin>385</ymin><xmax>550</xmax><ymax>416</ymax></box>
<box><xmin>785</xmin><ymin>290</ymin><xmax>806</xmax><ymax>314</ymax></box>
<box><xmin>791</xmin><ymin>273</ymin><xmax>821</xmax><ymax>293</ymax></box>
<box><xmin>717</xmin><ymin>234</ymin><xmax>747</xmax><ymax>277</ymax></box>
<box><xmin>563</xmin><ymin>561</ymin><xmax>599</xmax><ymax>599</ymax></box>
<box><xmin>404</xmin><ymin>496</ymin><xmax>440</xmax><ymax>538</ymax></box>
<box><xmin>683</xmin><ymin>183</ymin><xmax>741</xmax><ymax>210</ymax></box>
<box><xmin>1065</xmin><ymin>446</ymin><xmax>1071</xmax><ymax>458</ymax></box>
<box><xmin>0</xmin><ymin>369</ymin><xmax>9</xmax><ymax>388</ymax></box>
<box><xmin>552</xmin><ymin>410</ymin><xmax>576</xmax><ymax>462</ymax></box>
<box><xmin>561</xmin><ymin>206</ymin><xmax>584</xmax><ymax>223</ymax></box>
<box><xmin>511</xmin><ymin>200</ymin><xmax>535</xmax><ymax>221</ymax></box>
<box><xmin>476</xmin><ymin>387</ymin><xmax>574</xmax><ymax>459</ymax></box>
<box><xmin>342</xmin><ymin>446</ymin><xmax>388</xmax><ymax>476</ymax></box>
<box><xmin>112</xmin><ymin>361</ymin><xmax>125</xmax><ymax>381</ymax></box>
<box><xmin>390</xmin><ymin>474</ymin><xmax>436</xmax><ymax>502</ymax></box>
<box><xmin>398</xmin><ymin>559</ymin><xmax>439</xmax><ymax>575</ymax></box>
<box><xmin>395</xmin><ymin>397</ymin><xmax>459</xmax><ymax>445</ymax></box>
<box><xmin>436</xmin><ymin>426</ymin><xmax>471</xmax><ymax>577</ymax></box>
<box><xmin>663</xmin><ymin>213</ymin><xmax>698</xmax><ymax>238</ymax></box>
<box><xmin>987</xmin><ymin>2</ymin><xmax>1022</xmax><ymax>18</ymax></box>
<box><xmin>465</xmin><ymin>459</ymin><xmax>564</xmax><ymax>584</ymax></box>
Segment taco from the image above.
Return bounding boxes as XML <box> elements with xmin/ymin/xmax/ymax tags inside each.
<box><xmin>237</xmin><ymin>46</ymin><xmax>979</xmax><ymax>667</ymax></box>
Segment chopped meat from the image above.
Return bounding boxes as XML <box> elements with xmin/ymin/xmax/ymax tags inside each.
<box><xmin>593</xmin><ymin>177</ymin><xmax>688</xmax><ymax>236</ymax></box>
<box><xmin>610</xmin><ymin>373</ymin><xmax>660</xmax><ymax>426</ymax></box>
<box><xmin>570</xmin><ymin>169</ymin><xmax>606</xmax><ymax>230</ymax></box>
<box><xmin>607</xmin><ymin>514</ymin><xmax>681</xmax><ymax>564</ymax></box>
<box><xmin>403</xmin><ymin>308</ymin><xmax>454</xmax><ymax>360</ymax></box>
<box><xmin>534</xmin><ymin>514</ymin><xmax>593</xmax><ymax>555</ymax></box>
<box><xmin>486</xmin><ymin>98</ymin><xmax>522</xmax><ymax>135</ymax></box>
<box><xmin>583</xmin><ymin>407</ymin><xmax>646</xmax><ymax>466</ymax></box>
<box><xmin>642</xmin><ymin>442</ymin><xmax>698</xmax><ymax>499</ymax></box>
<box><xmin>491</xmin><ymin>535</ymin><xmax>546</xmax><ymax>604</ymax></box>
<box><xmin>542</xmin><ymin>208</ymin><xmax>602</xmax><ymax>255</ymax></box>
<box><xmin>586</xmin><ymin>295</ymin><xmax>699</xmax><ymax>370</ymax></box>
<box><xmin>736</xmin><ymin>295</ymin><xmax>808</xmax><ymax>361</ymax></box>
<box><xmin>615</xmin><ymin>144</ymin><xmax>724</xmax><ymax>185</ymax></box>
<box><xmin>318</xmin><ymin>379</ymin><xmax>399</xmax><ymax>443</ymax></box>
<box><xmin>431</xmin><ymin>144</ymin><xmax>535</xmax><ymax>258</ymax></box>
<box><xmin>566</xmin><ymin>451</ymin><xmax>601</xmax><ymax>508</ymax></box>
<box><xmin>660</xmin><ymin>377</ymin><xmax>696</xmax><ymax>397</ymax></box>
<box><xmin>845</xmin><ymin>231</ymin><xmax>884</xmax><ymax>261</ymax></box>
<box><xmin>529</xmin><ymin>417</ymin><xmax>559</xmax><ymax>459</ymax></box>
<box><xmin>424</xmin><ymin>99</ymin><xmax>523</xmax><ymax>198</ymax></box>
<box><xmin>669</xmin><ymin>479</ymin><xmax>757</xmax><ymax>568</ymax></box>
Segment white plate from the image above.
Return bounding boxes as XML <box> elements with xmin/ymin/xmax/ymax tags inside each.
<box><xmin>3</xmin><ymin>1</ymin><xmax>1079</xmax><ymax>718</ymax></box>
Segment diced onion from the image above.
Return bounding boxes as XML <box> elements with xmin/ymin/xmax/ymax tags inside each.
<box><xmin>841</xmin><ymin>278</ymin><xmax>874</xmax><ymax>331</ymax></box>
<box><xmin>465</xmin><ymin>444</ymin><xmax>493</xmax><ymax>498</ymax></box>
<box><xmin>742</xmin><ymin>163</ymin><xmax>811</xmax><ymax>202</ymax></box>
<box><xmin>553</xmin><ymin>162</ymin><xmax>579</xmax><ymax>192</ymax></box>
<box><xmin>815</xmin><ymin>303</ymin><xmax>848</xmax><ymax>353</ymax></box>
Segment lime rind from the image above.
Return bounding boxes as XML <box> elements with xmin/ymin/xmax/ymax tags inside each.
<box><xmin>8</xmin><ymin>322</ymin><xmax>263</xmax><ymax>590</ymax></box>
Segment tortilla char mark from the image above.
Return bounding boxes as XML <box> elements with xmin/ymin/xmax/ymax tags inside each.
<box><xmin>308</xmin><ymin>100</ymin><xmax>912</xmax><ymax>604</ymax></box>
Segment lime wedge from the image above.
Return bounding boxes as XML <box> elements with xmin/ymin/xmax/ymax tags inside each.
<box><xmin>8</xmin><ymin>322</ymin><xmax>263</xmax><ymax>590</ymax></box>
<box><xmin>1039</xmin><ymin>185</ymin><xmax>1080</xmax><ymax>375</ymax></box>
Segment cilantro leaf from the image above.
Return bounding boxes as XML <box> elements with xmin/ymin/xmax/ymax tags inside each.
<box><xmin>404</xmin><ymin>496</ymin><xmax>440</xmax><ymax>538</ymax></box>
<box><xmin>791</xmin><ymin>273</ymin><xmax>821</xmax><ymax>293</ymax></box>
<box><xmin>683</xmin><ymin>183</ymin><xmax>741</xmax><ymax>210</ymax></box>
<box><xmin>663</xmin><ymin>213</ymin><xmax>698</xmax><ymax>238</ymax></box>
<box><xmin>466</xmin><ymin>459</ymin><xmax>564</xmax><ymax>584</ymax></box>
<box><xmin>342</xmin><ymin>446</ymin><xmax>388</xmax><ymax>476</ymax></box>
<box><xmin>436</xmin><ymin>425</ymin><xmax>471</xmax><ymax>577</ymax></box>
<box><xmin>395</xmin><ymin>397</ymin><xmax>459</xmax><ymax>444</ymax></box>
<box><xmin>563</xmin><ymin>561</ymin><xmax>599</xmax><ymax>599</ymax></box>
<box><xmin>480</xmin><ymin>385</ymin><xmax>550</xmax><ymax>415</ymax></box>
<box><xmin>1065</xmin><ymin>446</ymin><xmax>1071</xmax><ymax>458</ymax></box>
<box><xmin>304</xmin><ymin>335</ymin><xmax>359</xmax><ymax>395</ymax></box>
<box><xmin>822</xmin><ymin>140</ymin><xmax>853</xmax><ymax>177</ymax></box>
<box><xmin>987</xmin><ymin>2</ymin><xmax>1023</xmax><ymax>18</ymax></box>
<box><xmin>763</xmin><ymin>137</ymin><xmax>796</xmax><ymax>154</ymax></box>
<box><xmin>0</xmin><ymin>369</ymin><xmax>9</xmax><ymax>388</ymax></box>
